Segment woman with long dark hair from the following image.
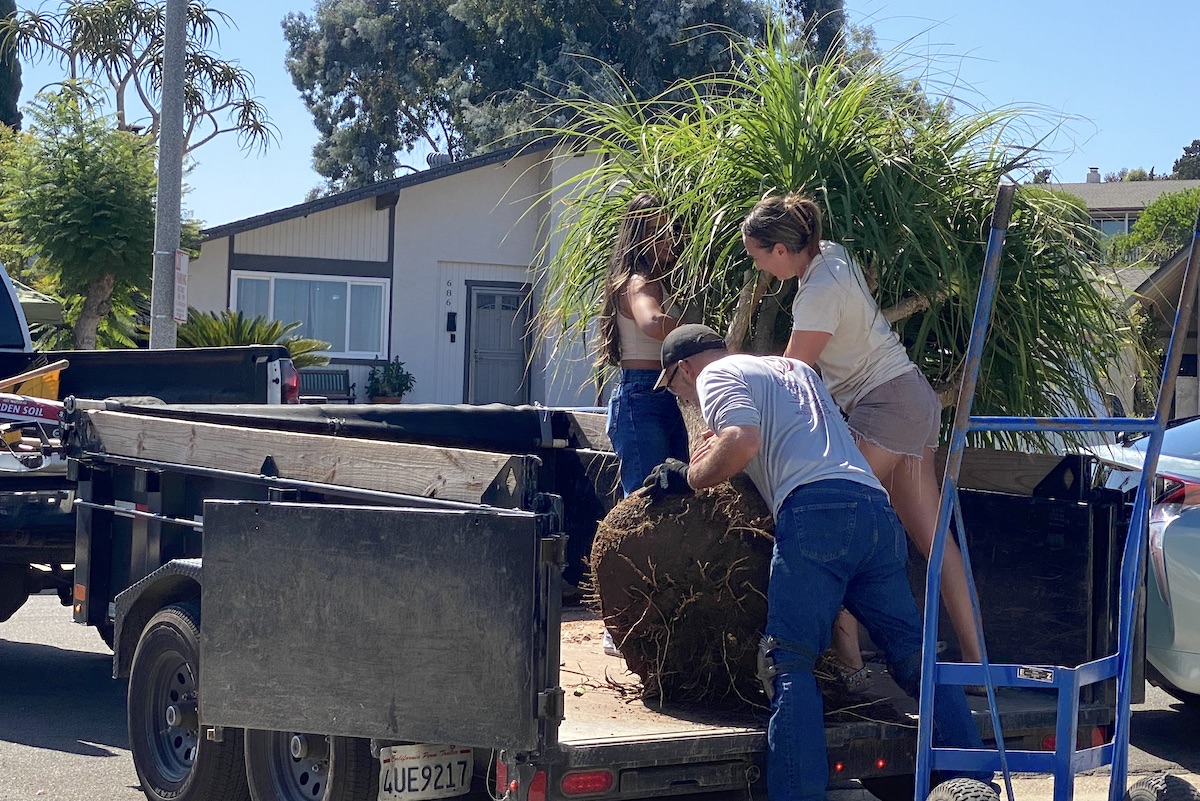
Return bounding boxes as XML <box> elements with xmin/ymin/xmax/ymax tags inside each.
<box><xmin>599</xmin><ymin>192</ymin><xmax>689</xmax><ymax>497</ymax></box>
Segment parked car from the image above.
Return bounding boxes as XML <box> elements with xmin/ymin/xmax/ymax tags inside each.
<box><xmin>1090</xmin><ymin>418</ymin><xmax>1200</xmax><ymax>707</ymax></box>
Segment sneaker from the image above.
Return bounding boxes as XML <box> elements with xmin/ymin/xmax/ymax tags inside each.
<box><xmin>839</xmin><ymin>665</ymin><xmax>871</xmax><ymax>693</ymax></box>
<box><xmin>602</xmin><ymin>629</ymin><xmax>622</xmax><ymax>657</ymax></box>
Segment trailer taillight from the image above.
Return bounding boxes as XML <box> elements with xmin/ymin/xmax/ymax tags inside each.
<box><xmin>1040</xmin><ymin>726</ymin><xmax>1106</xmax><ymax>751</ymax></box>
<box><xmin>494</xmin><ymin>760</ymin><xmax>547</xmax><ymax>801</ymax></box>
<box><xmin>561</xmin><ymin>770</ymin><xmax>614</xmax><ymax>795</ymax></box>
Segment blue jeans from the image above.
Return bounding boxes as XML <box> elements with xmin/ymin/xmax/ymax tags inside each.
<box><xmin>606</xmin><ymin>369</ymin><xmax>689</xmax><ymax>496</ymax></box>
<box><xmin>764</xmin><ymin>480</ymin><xmax>987</xmax><ymax>801</ymax></box>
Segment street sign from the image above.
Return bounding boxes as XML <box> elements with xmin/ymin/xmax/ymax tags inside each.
<box><xmin>173</xmin><ymin>250</ymin><xmax>189</xmax><ymax>324</ymax></box>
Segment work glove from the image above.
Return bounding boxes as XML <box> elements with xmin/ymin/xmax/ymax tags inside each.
<box><xmin>641</xmin><ymin>458</ymin><xmax>692</xmax><ymax>499</ymax></box>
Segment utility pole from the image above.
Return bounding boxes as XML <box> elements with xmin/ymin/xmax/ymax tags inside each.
<box><xmin>148</xmin><ymin>0</ymin><xmax>187</xmax><ymax>348</ymax></box>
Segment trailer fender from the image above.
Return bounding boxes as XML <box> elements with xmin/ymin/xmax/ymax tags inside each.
<box><xmin>112</xmin><ymin>558</ymin><xmax>202</xmax><ymax>678</ymax></box>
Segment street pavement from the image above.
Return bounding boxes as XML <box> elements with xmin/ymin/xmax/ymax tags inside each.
<box><xmin>1</xmin><ymin>592</ymin><xmax>1197</xmax><ymax>801</ymax></box>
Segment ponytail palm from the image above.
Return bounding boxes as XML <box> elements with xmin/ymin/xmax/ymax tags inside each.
<box><xmin>535</xmin><ymin>25</ymin><xmax>1129</xmax><ymax>447</ymax></box>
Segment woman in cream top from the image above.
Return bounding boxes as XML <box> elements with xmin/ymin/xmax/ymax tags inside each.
<box><xmin>741</xmin><ymin>191</ymin><xmax>982</xmax><ymax>678</ymax></box>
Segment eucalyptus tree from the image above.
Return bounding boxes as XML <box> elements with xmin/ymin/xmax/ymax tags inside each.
<box><xmin>536</xmin><ymin>27</ymin><xmax>1130</xmax><ymax>444</ymax></box>
<box><xmin>0</xmin><ymin>0</ymin><xmax>273</xmax><ymax>154</ymax></box>
<box><xmin>284</xmin><ymin>0</ymin><xmax>768</xmax><ymax>192</ymax></box>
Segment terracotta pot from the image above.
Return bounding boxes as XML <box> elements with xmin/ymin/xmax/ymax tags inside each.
<box><xmin>370</xmin><ymin>396</ymin><xmax>405</xmax><ymax>404</ymax></box>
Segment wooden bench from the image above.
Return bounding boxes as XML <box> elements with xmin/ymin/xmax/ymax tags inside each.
<box><xmin>299</xmin><ymin>368</ymin><xmax>356</xmax><ymax>404</ymax></box>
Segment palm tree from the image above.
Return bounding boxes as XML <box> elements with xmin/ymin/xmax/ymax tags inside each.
<box><xmin>534</xmin><ymin>24</ymin><xmax>1133</xmax><ymax>447</ymax></box>
<box><xmin>176</xmin><ymin>309</ymin><xmax>331</xmax><ymax>369</ymax></box>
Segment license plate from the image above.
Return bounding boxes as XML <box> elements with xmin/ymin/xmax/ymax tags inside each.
<box><xmin>378</xmin><ymin>744</ymin><xmax>473</xmax><ymax>801</ymax></box>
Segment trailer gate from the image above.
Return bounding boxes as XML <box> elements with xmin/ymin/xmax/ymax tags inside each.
<box><xmin>198</xmin><ymin>500</ymin><xmax>561</xmax><ymax>752</ymax></box>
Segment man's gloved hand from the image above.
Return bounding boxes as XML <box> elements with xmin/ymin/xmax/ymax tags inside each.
<box><xmin>641</xmin><ymin>458</ymin><xmax>692</xmax><ymax>499</ymax></box>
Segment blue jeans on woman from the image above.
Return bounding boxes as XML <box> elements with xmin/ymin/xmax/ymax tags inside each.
<box><xmin>764</xmin><ymin>479</ymin><xmax>988</xmax><ymax>801</ymax></box>
<box><xmin>606</xmin><ymin>368</ymin><xmax>689</xmax><ymax>496</ymax></box>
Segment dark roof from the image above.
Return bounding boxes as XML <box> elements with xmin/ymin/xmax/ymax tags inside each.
<box><xmin>201</xmin><ymin>139</ymin><xmax>558</xmax><ymax>242</ymax></box>
<box><xmin>1049</xmin><ymin>180</ymin><xmax>1200</xmax><ymax>213</ymax></box>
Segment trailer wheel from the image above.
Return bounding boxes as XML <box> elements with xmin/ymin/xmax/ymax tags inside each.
<box><xmin>1125</xmin><ymin>775</ymin><xmax>1200</xmax><ymax>801</ymax></box>
<box><xmin>927</xmin><ymin>778</ymin><xmax>1000</xmax><ymax>801</ymax></box>
<box><xmin>244</xmin><ymin>730</ymin><xmax>377</xmax><ymax>801</ymax></box>
<box><xmin>127</xmin><ymin>603</ymin><xmax>250</xmax><ymax>801</ymax></box>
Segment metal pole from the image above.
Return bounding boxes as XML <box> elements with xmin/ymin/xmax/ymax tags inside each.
<box><xmin>148</xmin><ymin>0</ymin><xmax>188</xmax><ymax>349</ymax></box>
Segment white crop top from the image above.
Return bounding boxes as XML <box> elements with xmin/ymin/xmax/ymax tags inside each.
<box><xmin>616</xmin><ymin>297</ymin><xmax>681</xmax><ymax>362</ymax></box>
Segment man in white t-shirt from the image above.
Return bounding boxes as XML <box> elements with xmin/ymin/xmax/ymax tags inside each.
<box><xmin>645</xmin><ymin>324</ymin><xmax>989</xmax><ymax>801</ymax></box>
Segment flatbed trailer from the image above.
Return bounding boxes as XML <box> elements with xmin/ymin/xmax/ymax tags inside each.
<box><xmin>60</xmin><ymin>401</ymin><xmax>1132</xmax><ymax>801</ymax></box>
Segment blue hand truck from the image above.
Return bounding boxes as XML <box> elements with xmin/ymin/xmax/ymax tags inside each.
<box><xmin>914</xmin><ymin>184</ymin><xmax>1200</xmax><ymax>801</ymax></box>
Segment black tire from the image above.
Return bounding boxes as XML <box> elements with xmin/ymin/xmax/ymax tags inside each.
<box><xmin>1125</xmin><ymin>775</ymin><xmax>1200</xmax><ymax>801</ymax></box>
<box><xmin>245</xmin><ymin>730</ymin><xmax>377</xmax><ymax>801</ymax></box>
<box><xmin>863</xmin><ymin>774</ymin><xmax>917</xmax><ymax>801</ymax></box>
<box><xmin>927</xmin><ymin>778</ymin><xmax>1000</xmax><ymax>801</ymax></box>
<box><xmin>127</xmin><ymin>602</ymin><xmax>250</xmax><ymax>801</ymax></box>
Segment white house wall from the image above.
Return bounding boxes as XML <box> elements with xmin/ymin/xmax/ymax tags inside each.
<box><xmin>539</xmin><ymin>151</ymin><xmax>606</xmax><ymax>408</ymax></box>
<box><xmin>191</xmin><ymin>146</ymin><xmax>602</xmax><ymax>407</ymax></box>
<box><xmin>188</xmin><ymin>236</ymin><xmax>230</xmax><ymax>313</ymax></box>
<box><xmin>236</xmin><ymin>198</ymin><xmax>388</xmax><ymax>262</ymax></box>
<box><xmin>390</xmin><ymin>154</ymin><xmax>548</xmax><ymax>404</ymax></box>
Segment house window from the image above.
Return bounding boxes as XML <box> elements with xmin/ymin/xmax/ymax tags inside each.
<box><xmin>230</xmin><ymin>271</ymin><xmax>388</xmax><ymax>359</ymax></box>
<box><xmin>1093</xmin><ymin>214</ymin><xmax>1136</xmax><ymax>240</ymax></box>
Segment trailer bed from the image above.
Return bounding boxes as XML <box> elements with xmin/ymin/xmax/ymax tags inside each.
<box><xmin>556</xmin><ymin>607</ymin><xmax>1112</xmax><ymax>759</ymax></box>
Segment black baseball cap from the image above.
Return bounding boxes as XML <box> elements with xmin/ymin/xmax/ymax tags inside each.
<box><xmin>654</xmin><ymin>324</ymin><xmax>727</xmax><ymax>389</ymax></box>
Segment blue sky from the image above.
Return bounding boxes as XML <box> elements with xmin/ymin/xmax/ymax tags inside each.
<box><xmin>16</xmin><ymin>0</ymin><xmax>1200</xmax><ymax>229</ymax></box>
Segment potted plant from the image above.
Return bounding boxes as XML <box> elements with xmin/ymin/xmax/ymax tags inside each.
<box><xmin>366</xmin><ymin>357</ymin><xmax>416</xmax><ymax>403</ymax></box>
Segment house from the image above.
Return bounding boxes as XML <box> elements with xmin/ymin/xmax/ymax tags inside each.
<box><xmin>1050</xmin><ymin>168</ymin><xmax>1200</xmax><ymax>239</ymax></box>
<box><xmin>1048</xmin><ymin>171</ymin><xmax>1200</xmax><ymax>417</ymax></box>
<box><xmin>189</xmin><ymin>142</ymin><xmax>600</xmax><ymax>406</ymax></box>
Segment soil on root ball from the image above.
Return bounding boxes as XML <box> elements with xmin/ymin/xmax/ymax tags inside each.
<box><xmin>589</xmin><ymin>475</ymin><xmax>776</xmax><ymax>709</ymax></box>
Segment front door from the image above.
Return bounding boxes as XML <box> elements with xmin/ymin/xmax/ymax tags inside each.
<box><xmin>466</xmin><ymin>282</ymin><xmax>531</xmax><ymax>405</ymax></box>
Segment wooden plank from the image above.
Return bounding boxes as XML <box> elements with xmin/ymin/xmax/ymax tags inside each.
<box><xmin>86</xmin><ymin>410</ymin><xmax>514</xmax><ymax>503</ymax></box>
<box><xmin>566</xmin><ymin>411</ymin><xmax>611</xmax><ymax>451</ymax></box>
<box><xmin>564</xmin><ymin>411</ymin><xmax>1065</xmax><ymax>497</ymax></box>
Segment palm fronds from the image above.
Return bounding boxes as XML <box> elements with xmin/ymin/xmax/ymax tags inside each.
<box><xmin>533</xmin><ymin>22</ymin><xmax>1128</xmax><ymax>448</ymax></box>
<box><xmin>176</xmin><ymin>309</ymin><xmax>331</xmax><ymax>368</ymax></box>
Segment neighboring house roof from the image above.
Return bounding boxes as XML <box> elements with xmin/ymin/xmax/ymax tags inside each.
<box><xmin>1129</xmin><ymin>246</ymin><xmax>1192</xmax><ymax>327</ymax></box>
<box><xmin>201</xmin><ymin>139</ymin><xmax>559</xmax><ymax>242</ymax></box>
<box><xmin>1049</xmin><ymin>180</ymin><xmax>1200</xmax><ymax>214</ymax></box>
